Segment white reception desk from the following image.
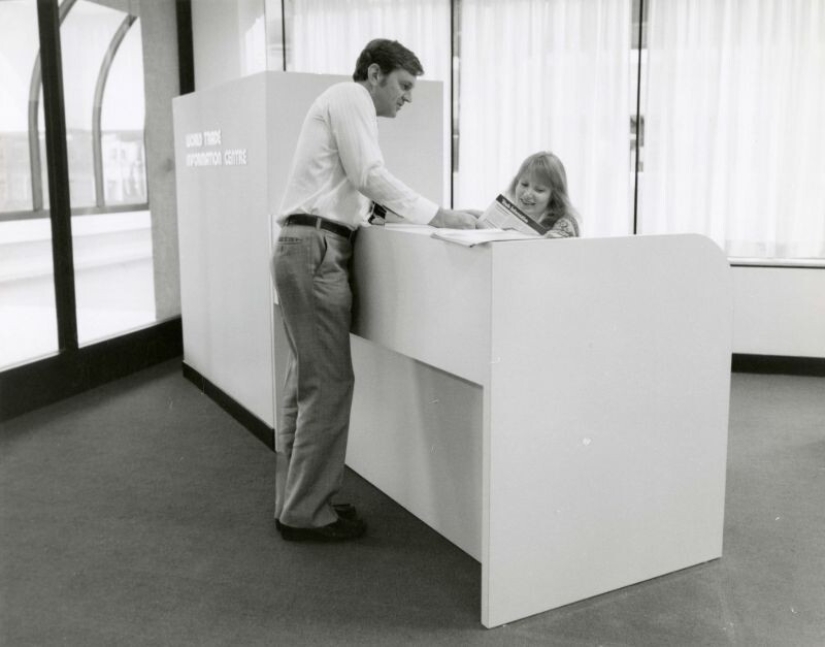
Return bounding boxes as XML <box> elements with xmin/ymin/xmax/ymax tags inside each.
<box><xmin>340</xmin><ymin>226</ymin><xmax>732</xmax><ymax>628</ymax></box>
<box><xmin>174</xmin><ymin>72</ymin><xmax>732</xmax><ymax>629</ymax></box>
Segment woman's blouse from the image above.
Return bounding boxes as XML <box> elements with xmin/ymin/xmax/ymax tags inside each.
<box><xmin>542</xmin><ymin>214</ymin><xmax>580</xmax><ymax>238</ymax></box>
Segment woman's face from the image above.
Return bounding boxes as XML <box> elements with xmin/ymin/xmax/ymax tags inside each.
<box><xmin>514</xmin><ymin>172</ymin><xmax>552</xmax><ymax>220</ymax></box>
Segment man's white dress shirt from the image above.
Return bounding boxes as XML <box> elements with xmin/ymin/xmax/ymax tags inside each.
<box><xmin>277</xmin><ymin>82</ymin><xmax>438</xmax><ymax>229</ymax></box>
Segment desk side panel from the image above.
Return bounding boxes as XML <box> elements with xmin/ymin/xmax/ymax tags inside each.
<box><xmin>483</xmin><ymin>234</ymin><xmax>732</xmax><ymax>627</ymax></box>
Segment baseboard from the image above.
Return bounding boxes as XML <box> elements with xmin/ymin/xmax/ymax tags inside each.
<box><xmin>182</xmin><ymin>362</ymin><xmax>274</xmax><ymax>451</ymax></box>
<box><xmin>732</xmin><ymin>353</ymin><xmax>825</xmax><ymax>377</ymax></box>
<box><xmin>1</xmin><ymin>318</ymin><xmax>183</xmax><ymax>422</ymax></box>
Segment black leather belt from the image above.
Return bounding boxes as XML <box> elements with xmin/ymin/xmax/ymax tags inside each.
<box><xmin>283</xmin><ymin>214</ymin><xmax>358</xmax><ymax>242</ymax></box>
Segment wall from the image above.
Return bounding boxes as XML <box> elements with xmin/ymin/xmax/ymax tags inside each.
<box><xmin>191</xmin><ymin>0</ymin><xmax>265</xmax><ymax>91</ymax></box>
<box><xmin>732</xmin><ymin>267</ymin><xmax>825</xmax><ymax>359</ymax></box>
<box><xmin>141</xmin><ymin>0</ymin><xmax>183</xmax><ymax>320</ymax></box>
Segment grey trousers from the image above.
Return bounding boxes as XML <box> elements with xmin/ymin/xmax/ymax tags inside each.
<box><xmin>272</xmin><ymin>224</ymin><xmax>355</xmax><ymax>528</ymax></box>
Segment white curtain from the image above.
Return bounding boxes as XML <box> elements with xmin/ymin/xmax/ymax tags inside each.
<box><xmin>457</xmin><ymin>0</ymin><xmax>632</xmax><ymax>237</ymax></box>
<box><xmin>286</xmin><ymin>0</ymin><xmax>450</xmax><ymax>81</ymax></box>
<box><xmin>642</xmin><ymin>0</ymin><xmax>825</xmax><ymax>259</ymax></box>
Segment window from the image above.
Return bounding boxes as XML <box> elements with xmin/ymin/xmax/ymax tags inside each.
<box><xmin>58</xmin><ymin>1</ymin><xmax>158</xmax><ymax>346</ymax></box>
<box><xmin>639</xmin><ymin>0</ymin><xmax>825</xmax><ymax>262</ymax></box>
<box><xmin>0</xmin><ymin>0</ymin><xmax>183</xmax><ymax>371</ymax></box>
<box><xmin>456</xmin><ymin>0</ymin><xmax>633</xmax><ymax>238</ymax></box>
<box><xmin>0</xmin><ymin>0</ymin><xmax>59</xmax><ymax>369</ymax></box>
<box><xmin>260</xmin><ymin>0</ymin><xmax>824</xmax><ymax>263</ymax></box>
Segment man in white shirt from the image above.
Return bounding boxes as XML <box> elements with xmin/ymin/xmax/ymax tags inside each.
<box><xmin>273</xmin><ymin>39</ymin><xmax>477</xmax><ymax>542</ymax></box>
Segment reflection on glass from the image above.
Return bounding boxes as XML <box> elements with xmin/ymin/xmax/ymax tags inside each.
<box><xmin>0</xmin><ymin>0</ymin><xmax>59</xmax><ymax>369</ymax></box>
<box><xmin>60</xmin><ymin>0</ymin><xmax>158</xmax><ymax>345</ymax></box>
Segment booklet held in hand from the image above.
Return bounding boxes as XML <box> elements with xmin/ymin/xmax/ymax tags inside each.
<box><xmin>429</xmin><ymin>194</ymin><xmax>548</xmax><ymax>247</ymax></box>
<box><xmin>478</xmin><ymin>194</ymin><xmax>548</xmax><ymax>235</ymax></box>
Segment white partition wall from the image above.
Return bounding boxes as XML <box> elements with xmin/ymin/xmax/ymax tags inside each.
<box><xmin>173</xmin><ymin>74</ymin><xmax>274</xmax><ymax>425</ymax></box>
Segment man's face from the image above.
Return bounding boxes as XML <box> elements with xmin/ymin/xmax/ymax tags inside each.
<box><xmin>372</xmin><ymin>68</ymin><xmax>416</xmax><ymax>118</ymax></box>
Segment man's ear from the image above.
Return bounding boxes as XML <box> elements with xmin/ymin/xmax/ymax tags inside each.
<box><xmin>367</xmin><ymin>63</ymin><xmax>383</xmax><ymax>87</ymax></box>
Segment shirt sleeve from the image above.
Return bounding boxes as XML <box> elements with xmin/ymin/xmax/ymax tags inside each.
<box><xmin>328</xmin><ymin>86</ymin><xmax>439</xmax><ymax>225</ymax></box>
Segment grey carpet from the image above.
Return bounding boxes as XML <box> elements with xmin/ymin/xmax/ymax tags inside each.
<box><xmin>1</xmin><ymin>361</ymin><xmax>823</xmax><ymax>646</ymax></box>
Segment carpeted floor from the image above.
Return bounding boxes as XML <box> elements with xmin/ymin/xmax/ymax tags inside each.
<box><xmin>1</xmin><ymin>360</ymin><xmax>823</xmax><ymax>646</ymax></box>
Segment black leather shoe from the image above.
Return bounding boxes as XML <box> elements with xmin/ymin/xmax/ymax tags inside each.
<box><xmin>278</xmin><ymin>516</ymin><xmax>367</xmax><ymax>542</ymax></box>
<box><xmin>275</xmin><ymin>503</ymin><xmax>358</xmax><ymax>531</ymax></box>
<box><xmin>332</xmin><ymin>503</ymin><xmax>358</xmax><ymax>520</ymax></box>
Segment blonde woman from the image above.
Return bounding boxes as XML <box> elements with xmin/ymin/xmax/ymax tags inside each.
<box><xmin>506</xmin><ymin>151</ymin><xmax>581</xmax><ymax>238</ymax></box>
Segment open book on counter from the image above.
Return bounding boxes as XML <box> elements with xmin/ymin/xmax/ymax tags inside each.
<box><xmin>430</xmin><ymin>194</ymin><xmax>547</xmax><ymax>247</ymax></box>
<box><xmin>430</xmin><ymin>228</ymin><xmax>538</xmax><ymax>247</ymax></box>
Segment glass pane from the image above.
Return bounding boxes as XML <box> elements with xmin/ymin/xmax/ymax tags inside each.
<box><xmin>100</xmin><ymin>14</ymin><xmax>147</xmax><ymax>209</ymax></box>
<box><xmin>60</xmin><ymin>0</ymin><xmax>161</xmax><ymax>345</ymax></box>
<box><xmin>0</xmin><ymin>0</ymin><xmax>59</xmax><ymax>369</ymax></box>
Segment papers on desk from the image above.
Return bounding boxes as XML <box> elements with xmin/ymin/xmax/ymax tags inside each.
<box><xmin>430</xmin><ymin>228</ymin><xmax>536</xmax><ymax>247</ymax></box>
<box><xmin>382</xmin><ymin>223</ymin><xmax>436</xmax><ymax>235</ymax></box>
<box><xmin>379</xmin><ymin>212</ymin><xmax>539</xmax><ymax>247</ymax></box>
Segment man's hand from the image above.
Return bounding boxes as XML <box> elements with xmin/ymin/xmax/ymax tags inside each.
<box><xmin>430</xmin><ymin>208</ymin><xmax>481</xmax><ymax>229</ymax></box>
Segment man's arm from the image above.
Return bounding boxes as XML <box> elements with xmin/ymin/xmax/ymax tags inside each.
<box><xmin>429</xmin><ymin>207</ymin><xmax>480</xmax><ymax>229</ymax></box>
<box><xmin>331</xmin><ymin>87</ymin><xmax>440</xmax><ymax>224</ymax></box>
<box><xmin>332</xmin><ymin>86</ymin><xmax>484</xmax><ymax>228</ymax></box>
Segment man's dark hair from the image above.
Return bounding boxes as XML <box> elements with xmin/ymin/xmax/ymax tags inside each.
<box><xmin>352</xmin><ymin>39</ymin><xmax>424</xmax><ymax>81</ymax></box>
